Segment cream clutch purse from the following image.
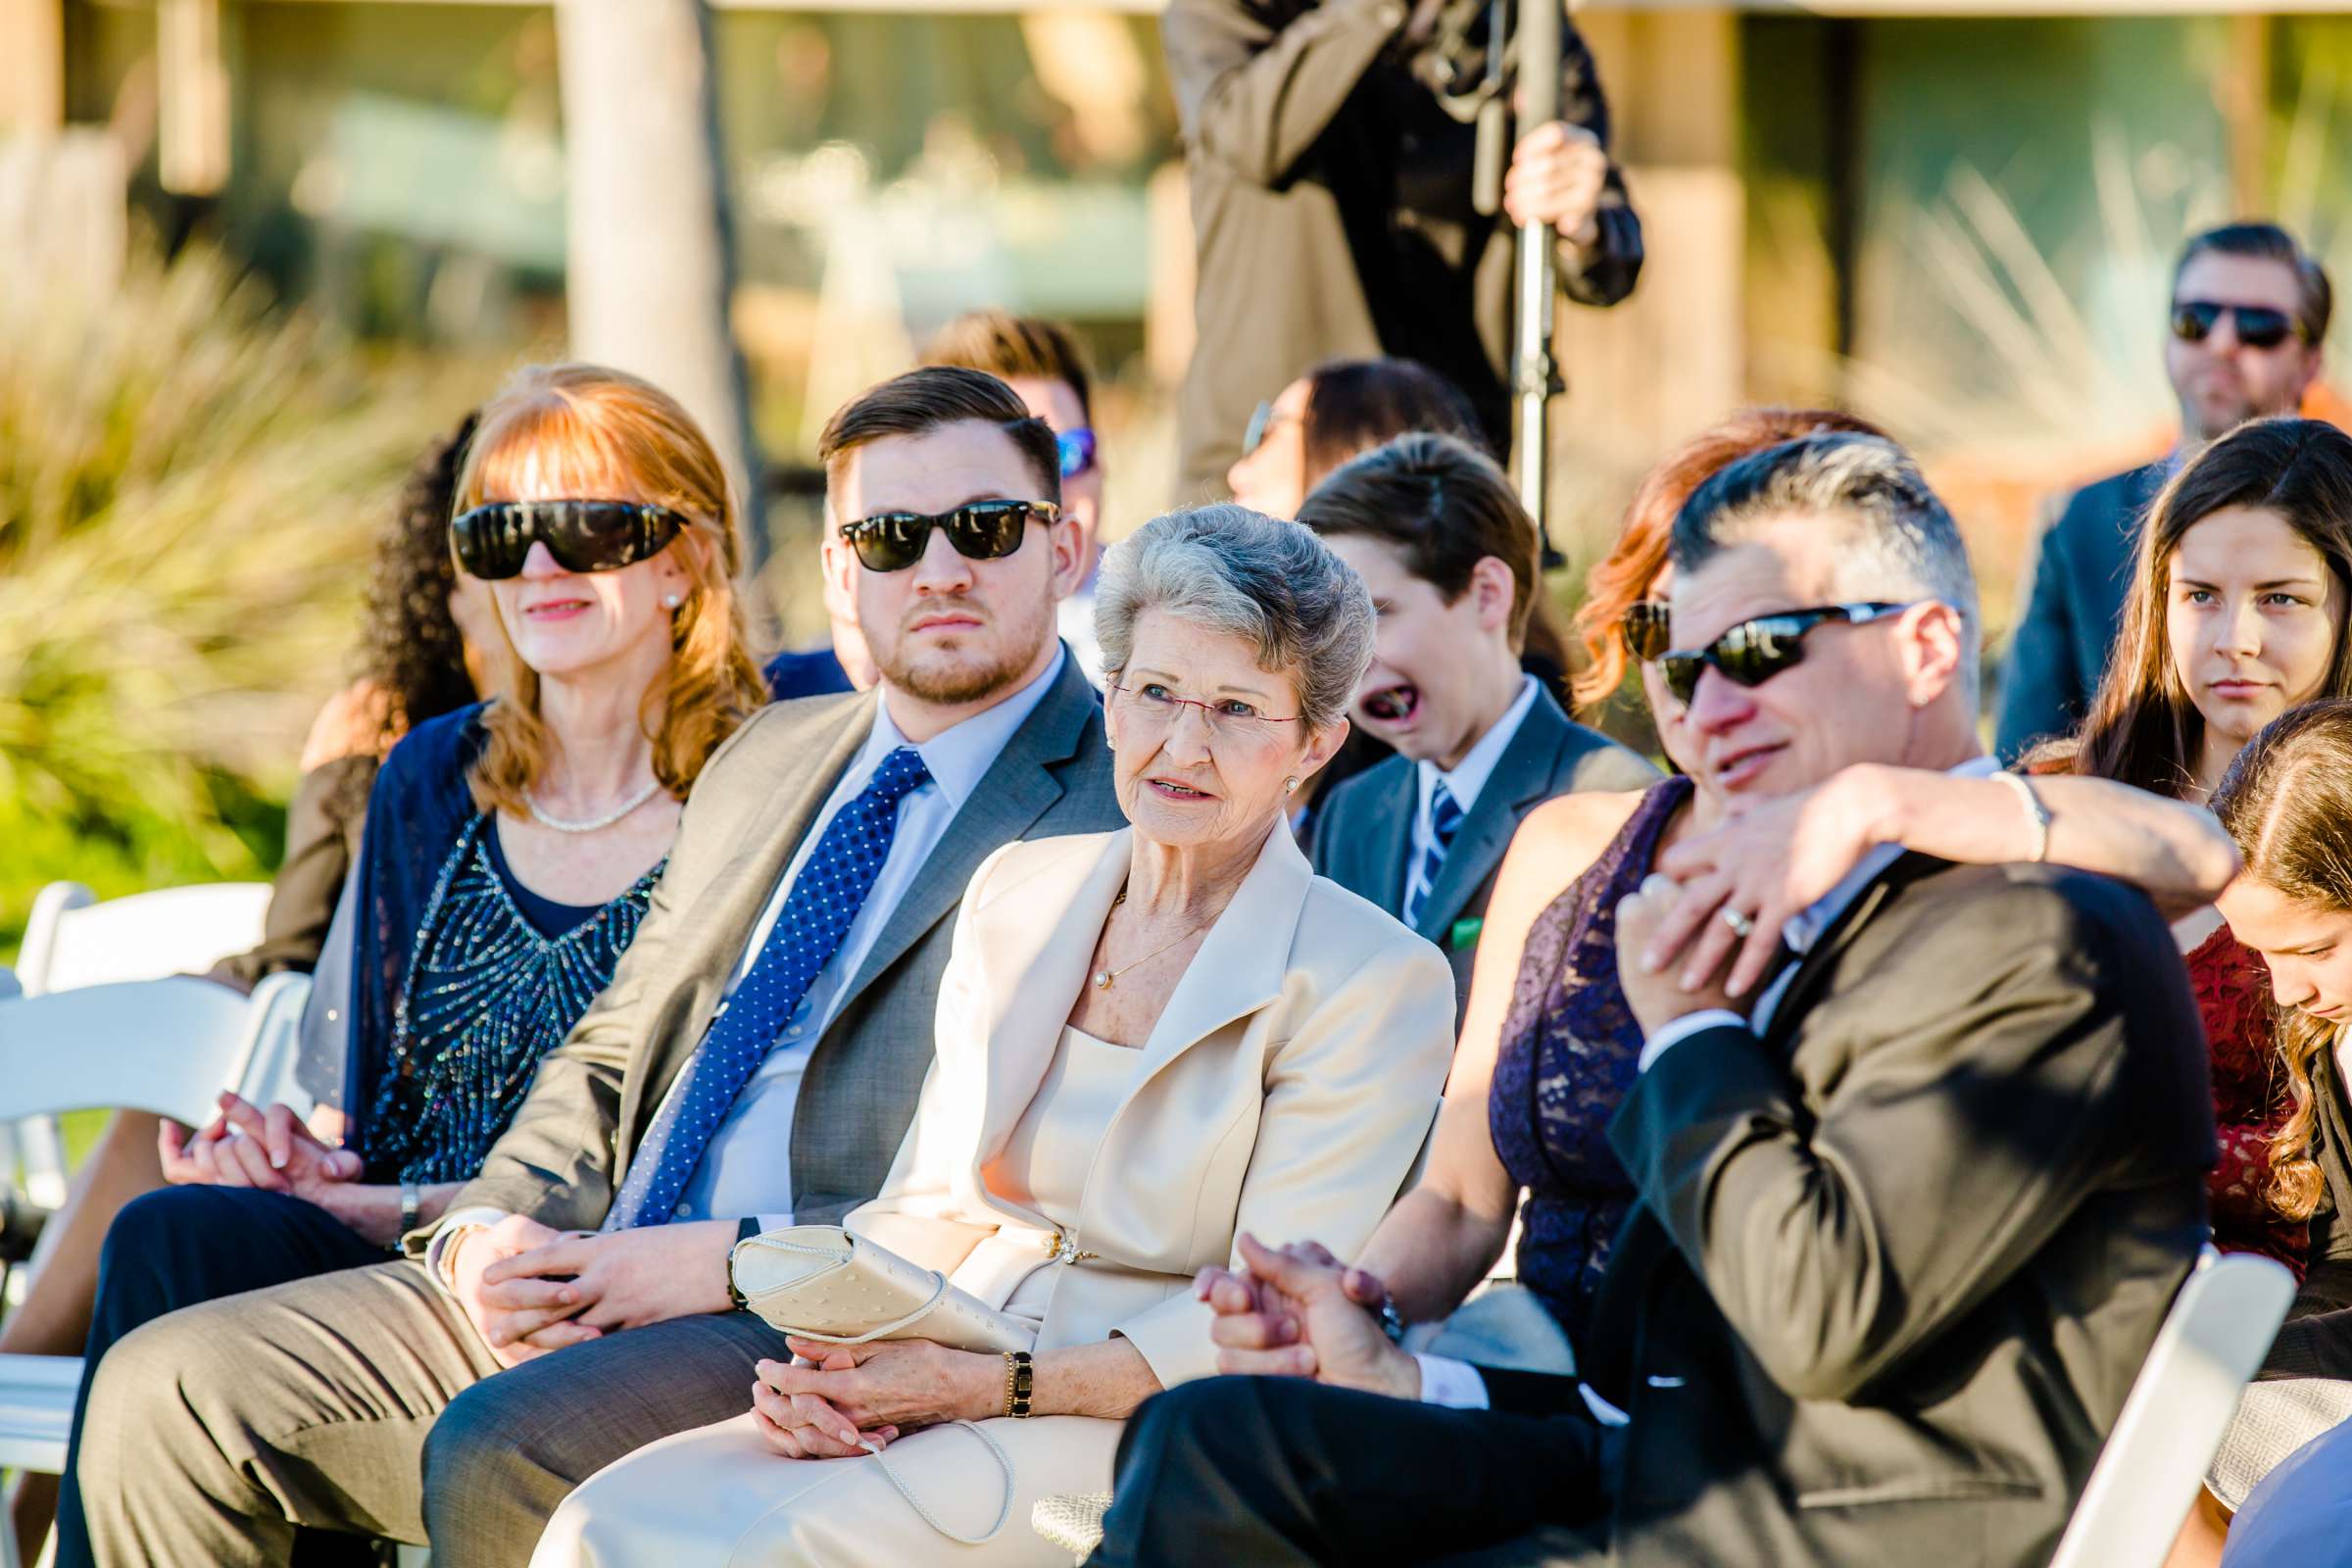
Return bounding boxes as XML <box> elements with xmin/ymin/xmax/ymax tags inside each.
<box><xmin>728</xmin><ymin>1224</ymin><xmax>1037</xmax><ymax>1355</ymax></box>
<box><xmin>730</xmin><ymin>1225</ymin><xmax>1037</xmax><ymax>1545</ymax></box>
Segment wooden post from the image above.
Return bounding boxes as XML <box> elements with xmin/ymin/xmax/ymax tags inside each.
<box><xmin>555</xmin><ymin>0</ymin><xmax>765</xmax><ymax>561</ymax></box>
<box><xmin>2221</xmin><ymin>14</ymin><xmax>2271</xmax><ymax>216</ymax></box>
<box><xmin>0</xmin><ymin>0</ymin><xmax>65</xmax><ymax>136</ymax></box>
<box><xmin>158</xmin><ymin>0</ymin><xmax>230</xmax><ymax>195</ymax></box>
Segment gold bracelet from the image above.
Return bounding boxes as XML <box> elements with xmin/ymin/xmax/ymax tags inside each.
<box><xmin>1002</xmin><ymin>1349</ymin><xmax>1034</xmax><ymax>1418</ymax></box>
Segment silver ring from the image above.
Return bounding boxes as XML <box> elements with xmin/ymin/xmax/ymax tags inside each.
<box><xmin>1720</xmin><ymin>907</ymin><xmax>1755</xmax><ymax>940</ymax></box>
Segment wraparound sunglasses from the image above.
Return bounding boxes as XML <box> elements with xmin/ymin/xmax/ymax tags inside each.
<box><xmin>1656</xmin><ymin>602</ymin><xmax>1913</xmax><ymax>706</ymax></box>
<box><xmin>840</xmin><ymin>499</ymin><xmax>1060</xmax><ymax>573</ymax></box>
<box><xmin>451</xmin><ymin>500</ymin><xmax>686</xmax><ymax>580</ymax></box>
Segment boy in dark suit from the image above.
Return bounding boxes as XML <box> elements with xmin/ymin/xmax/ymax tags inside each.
<box><xmin>1299</xmin><ymin>434</ymin><xmax>1653</xmax><ymax>1015</ymax></box>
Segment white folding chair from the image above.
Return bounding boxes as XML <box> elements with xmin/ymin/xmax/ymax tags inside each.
<box><xmin>8</xmin><ymin>880</ymin><xmax>272</xmax><ymax>1209</ymax></box>
<box><xmin>2047</xmin><ymin>1246</ymin><xmax>2297</xmax><ymax>1568</ymax></box>
<box><xmin>16</xmin><ymin>880</ymin><xmax>273</xmax><ymax>997</ymax></box>
<box><xmin>0</xmin><ymin>971</ymin><xmax>314</xmax><ymax>1494</ymax></box>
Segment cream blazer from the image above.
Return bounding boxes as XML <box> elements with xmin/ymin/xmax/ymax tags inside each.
<box><xmin>847</xmin><ymin>821</ymin><xmax>1455</xmax><ymax>1390</ymax></box>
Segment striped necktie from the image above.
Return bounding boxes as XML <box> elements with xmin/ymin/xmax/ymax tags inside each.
<box><xmin>604</xmin><ymin>746</ymin><xmax>932</xmax><ymax>1230</ymax></box>
<box><xmin>1403</xmin><ymin>779</ymin><xmax>1464</xmax><ymax>930</ymax></box>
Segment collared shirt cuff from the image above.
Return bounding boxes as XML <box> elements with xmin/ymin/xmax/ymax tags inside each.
<box><xmin>1637</xmin><ymin>1009</ymin><xmax>1749</xmax><ymax>1072</ymax></box>
<box><xmin>1415</xmin><ymin>1353</ymin><xmax>1491</xmax><ymax>1409</ymax></box>
<box><xmin>424</xmin><ymin>1206</ymin><xmax>511</xmax><ymax>1292</ymax></box>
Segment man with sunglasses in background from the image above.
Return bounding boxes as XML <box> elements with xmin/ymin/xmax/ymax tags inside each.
<box><xmin>925</xmin><ymin>309</ymin><xmax>1114</xmax><ymax>682</ymax></box>
<box><xmin>76</xmin><ymin>367</ymin><xmax>1128</xmax><ymax>1567</ymax></box>
<box><xmin>1997</xmin><ymin>221</ymin><xmax>2331</xmax><ymax>760</ymax></box>
<box><xmin>1094</xmin><ymin>432</ymin><xmax>2213</xmax><ymax>1568</ymax></box>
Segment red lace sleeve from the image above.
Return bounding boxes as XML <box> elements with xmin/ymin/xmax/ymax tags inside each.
<box><xmin>2190</xmin><ymin>926</ymin><xmax>2309</xmax><ymax>1277</ymax></box>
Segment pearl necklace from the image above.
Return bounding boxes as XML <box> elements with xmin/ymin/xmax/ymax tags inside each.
<box><xmin>524</xmin><ymin>778</ymin><xmax>664</xmax><ymax>834</ymax></box>
<box><xmin>1092</xmin><ymin>888</ymin><xmax>1213</xmax><ymax>991</ymax></box>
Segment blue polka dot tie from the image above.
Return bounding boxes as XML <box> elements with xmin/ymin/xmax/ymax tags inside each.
<box><xmin>1403</xmin><ymin>779</ymin><xmax>1463</xmax><ymax>930</ymax></box>
<box><xmin>604</xmin><ymin>746</ymin><xmax>933</xmax><ymax>1230</ymax></box>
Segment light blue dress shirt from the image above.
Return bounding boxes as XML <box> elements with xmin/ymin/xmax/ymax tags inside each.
<box><xmin>666</xmin><ymin>647</ymin><xmax>1069</xmax><ymax>1226</ymax></box>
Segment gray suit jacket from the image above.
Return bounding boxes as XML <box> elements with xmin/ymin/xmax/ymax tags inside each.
<box><xmin>1481</xmin><ymin>854</ymin><xmax>2216</xmax><ymax>1568</ymax></box>
<box><xmin>437</xmin><ymin>655</ymin><xmax>1124</xmax><ymax>1232</ymax></box>
<box><xmin>1304</xmin><ymin>685</ymin><xmax>1655</xmax><ymax>1016</ymax></box>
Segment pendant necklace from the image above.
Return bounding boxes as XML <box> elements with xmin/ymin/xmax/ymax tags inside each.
<box><xmin>1093</xmin><ymin>888</ymin><xmax>1213</xmax><ymax>991</ymax></box>
<box><xmin>525</xmin><ymin>777</ymin><xmax>664</xmax><ymax>834</ymax></box>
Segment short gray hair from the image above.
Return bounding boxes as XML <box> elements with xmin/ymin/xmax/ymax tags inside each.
<box><xmin>1671</xmin><ymin>432</ymin><xmax>1981</xmax><ymax>706</ymax></box>
<box><xmin>1096</xmin><ymin>504</ymin><xmax>1375</xmax><ymax>731</ymax></box>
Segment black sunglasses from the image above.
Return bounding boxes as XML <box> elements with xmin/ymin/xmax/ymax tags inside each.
<box><xmin>451</xmin><ymin>500</ymin><xmax>686</xmax><ymax>581</ymax></box>
<box><xmin>2172</xmin><ymin>299</ymin><xmax>2311</xmax><ymax>351</ymax></box>
<box><xmin>839</xmin><ymin>499</ymin><xmax>1060</xmax><ymax>573</ymax></box>
<box><xmin>1656</xmin><ymin>602</ymin><xmax>1912</xmax><ymax>707</ymax></box>
<box><xmin>1622</xmin><ymin>600</ymin><xmax>1672</xmax><ymax>662</ymax></box>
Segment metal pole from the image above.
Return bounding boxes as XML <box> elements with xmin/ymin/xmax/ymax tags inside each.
<box><xmin>1512</xmin><ymin>0</ymin><xmax>1563</xmax><ymax>557</ymax></box>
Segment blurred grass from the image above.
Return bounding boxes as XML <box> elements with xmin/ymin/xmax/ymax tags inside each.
<box><xmin>0</xmin><ymin>239</ymin><xmax>487</xmax><ymax>956</ymax></box>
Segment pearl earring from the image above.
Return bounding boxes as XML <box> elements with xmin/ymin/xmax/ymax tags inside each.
<box><xmin>1284</xmin><ymin>777</ymin><xmax>1299</xmax><ymax>795</ymax></box>
<box><xmin>662</xmin><ymin>592</ymin><xmax>683</xmax><ymax>610</ymax></box>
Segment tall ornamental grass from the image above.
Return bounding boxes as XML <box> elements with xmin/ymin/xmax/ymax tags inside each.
<box><xmin>0</xmin><ymin>242</ymin><xmax>476</xmax><ymax>953</ymax></box>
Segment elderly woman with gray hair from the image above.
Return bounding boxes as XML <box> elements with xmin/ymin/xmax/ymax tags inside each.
<box><xmin>530</xmin><ymin>505</ymin><xmax>1458</xmax><ymax>1567</ymax></box>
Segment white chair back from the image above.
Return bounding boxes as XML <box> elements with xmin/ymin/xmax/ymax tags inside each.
<box><xmin>0</xmin><ymin>975</ymin><xmax>296</xmax><ymax>1125</ymax></box>
<box><xmin>2046</xmin><ymin>1246</ymin><xmax>2297</xmax><ymax>1568</ymax></box>
<box><xmin>228</xmin><ymin>970</ymin><xmax>320</xmax><ymax>1121</ymax></box>
<box><xmin>18</xmin><ymin>880</ymin><xmax>272</xmax><ymax>996</ymax></box>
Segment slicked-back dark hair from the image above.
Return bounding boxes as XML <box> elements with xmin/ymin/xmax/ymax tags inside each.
<box><xmin>1297</xmin><ymin>432</ymin><xmax>1540</xmax><ymax>650</ymax></box>
<box><xmin>2176</xmin><ymin>221</ymin><xmax>2333</xmax><ymax>344</ymax></box>
<box><xmin>816</xmin><ymin>366</ymin><xmax>1061</xmax><ymax>510</ymax></box>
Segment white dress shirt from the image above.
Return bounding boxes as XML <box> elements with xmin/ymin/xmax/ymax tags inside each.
<box><xmin>1402</xmin><ymin>675</ymin><xmax>1541</xmax><ymax>918</ymax></box>
<box><xmin>1418</xmin><ymin>752</ymin><xmax>2002</xmax><ymax>1412</ymax></box>
<box><xmin>428</xmin><ymin>650</ymin><xmax>1067</xmax><ymax>1276</ymax></box>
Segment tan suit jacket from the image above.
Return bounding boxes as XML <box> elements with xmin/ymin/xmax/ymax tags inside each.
<box><xmin>849</xmin><ymin>822</ymin><xmax>1456</xmax><ymax>1390</ymax></box>
<box><xmin>430</xmin><ymin>657</ymin><xmax>1123</xmax><ymax>1236</ymax></box>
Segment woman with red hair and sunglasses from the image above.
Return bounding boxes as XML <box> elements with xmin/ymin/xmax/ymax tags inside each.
<box><xmin>1339</xmin><ymin>410</ymin><xmax>2234</xmax><ymax>1366</ymax></box>
<box><xmin>48</xmin><ymin>363</ymin><xmax>768</xmax><ymax>1568</ymax></box>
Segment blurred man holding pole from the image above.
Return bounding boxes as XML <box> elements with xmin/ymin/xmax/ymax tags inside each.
<box><xmin>1162</xmin><ymin>0</ymin><xmax>1643</xmax><ymax>504</ymax></box>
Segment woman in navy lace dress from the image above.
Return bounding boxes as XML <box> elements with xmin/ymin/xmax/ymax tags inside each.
<box><xmin>1348</xmin><ymin>410</ymin><xmax>2239</xmax><ymax>1350</ymax></box>
<box><xmin>51</xmin><ymin>364</ymin><xmax>769</xmax><ymax>1567</ymax></box>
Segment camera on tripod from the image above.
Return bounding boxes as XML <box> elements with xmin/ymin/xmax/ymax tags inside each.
<box><xmin>1400</xmin><ymin>0</ymin><xmax>1548</xmax><ymax>221</ymax></box>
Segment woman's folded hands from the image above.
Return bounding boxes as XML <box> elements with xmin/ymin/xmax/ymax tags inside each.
<box><xmin>751</xmin><ymin>1337</ymin><xmax>999</xmax><ymax>1458</ymax></box>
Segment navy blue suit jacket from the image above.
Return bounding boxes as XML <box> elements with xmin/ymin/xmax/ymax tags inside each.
<box><xmin>1993</xmin><ymin>460</ymin><xmax>2169</xmax><ymax>761</ymax></box>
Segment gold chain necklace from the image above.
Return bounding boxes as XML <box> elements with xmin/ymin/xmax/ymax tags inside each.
<box><xmin>1092</xmin><ymin>888</ymin><xmax>1212</xmax><ymax>991</ymax></box>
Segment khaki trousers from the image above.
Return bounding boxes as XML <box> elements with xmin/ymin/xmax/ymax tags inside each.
<box><xmin>76</xmin><ymin>1258</ymin><xmax>792</xmax><ymax>1568</ymax></box>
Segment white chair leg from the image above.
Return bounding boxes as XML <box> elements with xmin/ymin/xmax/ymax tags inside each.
<box><xmin>0</xmin><ymin>1472</ymin><xmax>24</xmax><ymax>1568</ymax></box>
<box><xmin>16</xmin><ymin>1121</ymin><xmax>66</xmax><ymax>1213</ymax></box>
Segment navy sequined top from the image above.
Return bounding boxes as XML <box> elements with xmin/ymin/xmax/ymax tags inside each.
<box><xmin>1488</xmin><ymin>775</ymin><xmax>1690</xmax><ymax>1344</ymax></box>
<box><xmin>361</xmin><ymin>810</ymin><xmax>660</xmax><ymax>1186</ymax></box>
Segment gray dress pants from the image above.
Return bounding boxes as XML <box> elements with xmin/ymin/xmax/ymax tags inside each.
<box><xmin>76</xmin><ymin>1257</ymin><xmax>791</xmax><ymax>1568</ymax></box>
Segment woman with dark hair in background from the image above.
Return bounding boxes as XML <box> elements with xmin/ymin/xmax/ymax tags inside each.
<box><xmin>1226</xmin><ymin>357</ymin><xmax>1485</xmax><ymax>522</ymax></box>
<box><xmin>0</xmin><ymin>410</ymin><xmax>491</xmax><ymax>1561</ymax></box>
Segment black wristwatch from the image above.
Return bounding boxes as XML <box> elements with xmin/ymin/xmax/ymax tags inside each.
<box><xmin>398</xmin><ymin>1179</ymin><xmax>420</xmax><ymax>1241</ymax></box>
<box><xmin>725</xmin><ymin>1216</ymin><xmax>761</xmax><ymax>1311</ymax></box>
